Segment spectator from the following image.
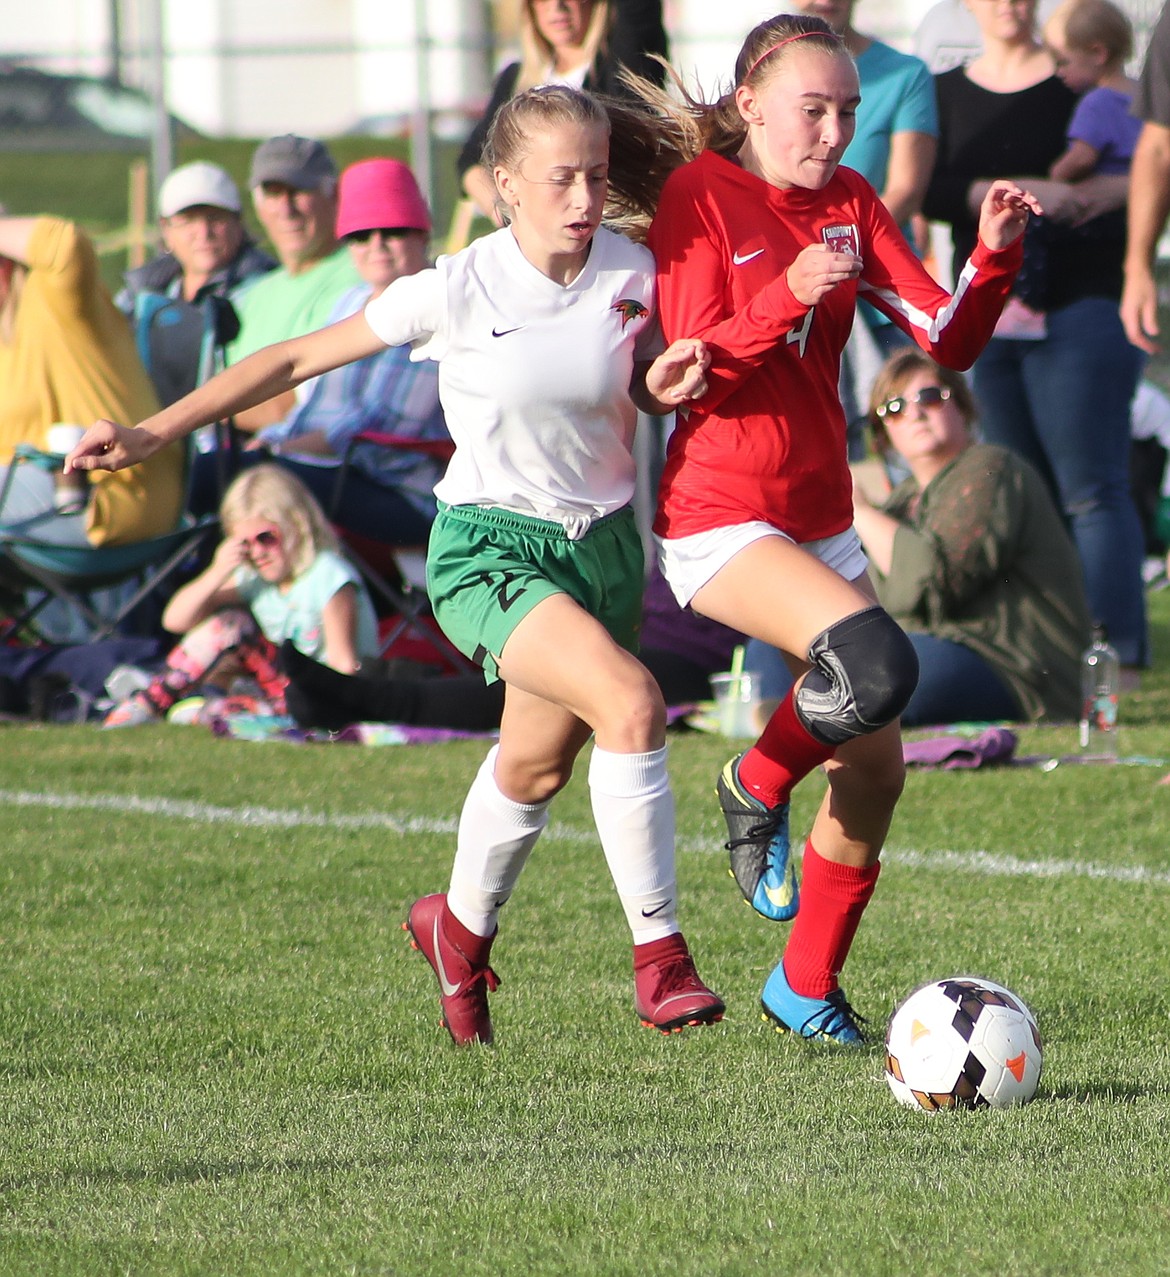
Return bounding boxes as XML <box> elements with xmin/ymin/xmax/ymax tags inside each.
<box><xmin>750</xmin><ymin>349</ymin><xmax>1092</xmax><ymax>725</ymax></box>
<box><xmin>1121</xmin><ymin>3</ymin><xmax>1170</xmax><ymax>354</ymax></box>
<box><xmin>1044</xmin><ymin>0</ymin><xmax>1140</xmax><ymax>184</ymax></box>
<box><xmin>913</xmin><ymin>0</ymin><xmax>984</xmax><ymax>74</ymax></box>
<box><xmin>457</xmin><ymin>0</ymin><xmax>667</xmax><ymax>221</ymax></box>
<box><xmin>227</xmin><ymin>134</ymin><xmax>361</xmax><ymax>424</ymax></box>
<box><xmin>923</xmin><ymin>0</ymin><xmax>1148</xmax><ymax>669</ymax></box>
<box><xmin>117</xmin><ymin>161</ymin><xmax>276</xmax><ymax>407</ymax></box>
<box><xmin>241</xmin><ymin>158</ymin><xmax>449</xmax><ymax>547</ymax></box>
<box><xmin>102</xmin><ymin>464</ymin><xmax>379</xmax><ymax>728</ymax></box>
<box><xmin>0</xmin><ymin>214</ymin><xmax>183</xmax><ymax>548</ymax></box>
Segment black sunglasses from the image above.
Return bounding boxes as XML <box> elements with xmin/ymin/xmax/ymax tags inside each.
<box><xmin>345</xmin><ymin>227</ymin><xmax>414</xmax><ymax>244</ymax></box>
<box><xmin>241</xmin><ymin>528</ymin><xmax>281</xmax><ymax>554</ymax></box>
<box><xmin>876</xmin><ymin>385</ymin><xmax>951</xmax><ymax>420</ymax></box>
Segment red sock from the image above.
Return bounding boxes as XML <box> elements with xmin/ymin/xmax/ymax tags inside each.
<box><xmin>782</xmin><ymin>842</ymin><xmax>880</xmax><ymax>998</ymax></box>
<box><xmin>442</xmin><ymin>901</ymin><xmax>495</xmax><ymax>966</ymax></box>
<box><xmin>737</xmin><ymin>692</ymin><xmax>836</xmax><ymax>807</ymax></box>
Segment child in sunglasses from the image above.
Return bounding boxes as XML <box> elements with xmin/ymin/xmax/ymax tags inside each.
<box><xmin>102</xmin><ymin>463</ymin><xmax>379</xmax><ymax>727</ymax></box>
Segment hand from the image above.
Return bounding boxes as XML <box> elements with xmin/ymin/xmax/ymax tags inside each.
<box><xmin>977</xmin><ymin>180</ymin><xmax>1043</xmax><ymax>250</ymax></box>
<box><xmin>644</xmin><ymin>338</ymin><xmax>711</xmax><ymax>404</ymax></box>
<box><xmin>1121</xmin><ymin>267</ymin><xmax>1160</xmax><ymax>354</ymax></box>
<box><xmin>210</xmin><ymin>533</ymin><xmax>250</xmax><ymax>576</ymax></box>
<box><xmin>64</xmin><ymin>419</ymin><xmax>162</xmax><ymax>474</ymax></box>
<box><xmin>786</xmin><ymin>243</ymin><xmax>863</xmax><ymax>307</ymax></box>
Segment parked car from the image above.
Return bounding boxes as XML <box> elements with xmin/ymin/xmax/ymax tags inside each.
<box><xmin>0</xmin><ymin>63</ymin><xmax>199</xmax><ymax>150</ymax></box>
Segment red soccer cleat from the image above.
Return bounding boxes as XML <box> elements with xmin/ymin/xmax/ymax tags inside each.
<box><xmin>634</xmin><ymin>933</ymin><xmax>725</xmax><ymax>1033</ymax></box>
<box><xmin>404</xmin><ymin>894</ymin><xmax>499</xmax><ymax>1046</ymax></box>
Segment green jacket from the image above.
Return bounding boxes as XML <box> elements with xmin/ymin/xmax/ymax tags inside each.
<box><xmin>875</xmin><ymin>444</ymin><xmax>1091</xmax><ymax>722</ymax></box>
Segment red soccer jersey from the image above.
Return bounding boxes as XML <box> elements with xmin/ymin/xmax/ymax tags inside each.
<box><xmin>648</xmin><ymin>150</ymin><xmax>1022</xmax><ymax>541</ymax></box>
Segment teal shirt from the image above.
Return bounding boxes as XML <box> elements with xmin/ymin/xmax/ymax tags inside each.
<box><xmin>226</xmin><ymin>247</ymin><xmax>361</xmax><ymax>364</ymax></box>
<box><xmin>845</xmin><ymin>40</ymin><xmax>937</xmax><ymax>195</ymax></box>
<box><xmin>844</xmin><ymin>39</ymin><xmax>937</xmax><ymax>328</ymax></box>
<box><xmin>234</xmin><ymin>547</ymin><xmax>380</xmax><ymax>662</ymax></box>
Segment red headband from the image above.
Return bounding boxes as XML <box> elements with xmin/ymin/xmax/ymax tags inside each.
<box><xmin>744</xmin><ymin>30</ymin><xmax>841</xmax><ymax>79</ymax></box>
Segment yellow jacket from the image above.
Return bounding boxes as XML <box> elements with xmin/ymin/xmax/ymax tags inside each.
<box><xmin>0</xmin><ymin>217</ymin><xmax>183</xmax><ymax>545</ymax></box>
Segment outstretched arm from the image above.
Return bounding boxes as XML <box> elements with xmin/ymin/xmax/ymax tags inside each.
<box><xmin>66</xmin><ymin>311</ymin><xmax>384</xmax><ymax>474</ymax></box>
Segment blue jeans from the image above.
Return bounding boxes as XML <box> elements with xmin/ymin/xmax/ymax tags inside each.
<box><xmin>973</xmin><ymin>297</ymin><xmax>1147</xmax><ymax>665</ymax></box>
<box><xmin>744</xmin><ymin>633</ymin><xmax>1022</xmax><ymax>727</ymax></box>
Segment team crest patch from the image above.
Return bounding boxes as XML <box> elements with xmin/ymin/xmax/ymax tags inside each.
<box><xmin>612</xmin><ymin>298</ymin><xmax>649</xmax><ymax>328</ymax></box>
<box><xmin>821</xmin><ymin>223</ymin><xmax>860</xmax><ymax>257</ymax></box>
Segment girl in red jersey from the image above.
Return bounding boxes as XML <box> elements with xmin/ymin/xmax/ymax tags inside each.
<box><xmin>640</xmin><ymin>13</ymin><xmax>1038</xmax><ymax>1042</ymax></box>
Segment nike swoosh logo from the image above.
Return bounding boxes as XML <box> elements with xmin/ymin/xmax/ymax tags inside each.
<box><xmin>492</xmin><ymin>325</ymin><xmax>524</xmax><ymax>337</ymax></box>
<box><xmin>641</xmin><ymin>899</ymin><xmax>673</xmax><ymax>918</ymax></box>
<box><xmin>732</xmin><ymin>249</ymin><xmax>764</xmax><ymax>265</ymax></box>
<box><xmin>433</xmin><ymin>916</ymin><xmax>461</xmax><ymax>996</ymax></box>
<box><xmin>763</xmin><ymin>880</ymin><xmax>794</xmax><ymax>907</ymax></box>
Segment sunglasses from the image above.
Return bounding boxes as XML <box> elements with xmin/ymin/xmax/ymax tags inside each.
<box><xmin>345</xmin><ymin>227</ymin><xmax>414</xmax><ymax>244</ymax></box>
<box><xmin>876</xmin><ymin>385</ymin><xmax>951</xmax><ymax>420</ymax></box>
<box><xmin>241</xmin><ymin>528</ymin><xmax>281</xmax><ymax>554</ymax></box>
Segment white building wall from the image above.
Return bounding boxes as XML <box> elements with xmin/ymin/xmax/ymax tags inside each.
<box><xmin>1</xmin><ymin>0</ymin><xmax>1161</xmax><ymax>138</ymax></box>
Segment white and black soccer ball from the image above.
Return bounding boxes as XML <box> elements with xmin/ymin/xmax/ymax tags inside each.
<box><xmin>885</xmin><ymin>976</ymin><xmax>1043</xmax><ymax>1111</ymax></box>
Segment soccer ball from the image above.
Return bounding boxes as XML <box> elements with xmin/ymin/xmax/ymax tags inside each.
<box><xmin>884</xmin><ymin>976</ymin><xmax>1043</xmax><ymax>1111</ymax></box>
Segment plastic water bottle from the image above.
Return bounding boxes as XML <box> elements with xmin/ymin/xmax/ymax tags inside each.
<box><xmin>1079</xmin><ymin>624</ymin><xmax>1120</xmax><ymax>759</ymax></box>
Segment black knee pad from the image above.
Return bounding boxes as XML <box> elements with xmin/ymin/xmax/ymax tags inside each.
<box><xmin>795</xmin><ymin>606</ymin><xmax>919</xmax><ymax>745</ymax></box>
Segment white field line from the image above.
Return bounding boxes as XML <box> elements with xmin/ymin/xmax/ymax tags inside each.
<box><xmin>5</xmin><ymin>788</ymin><xmax>1170</xmax><ymax>888</ymax></box>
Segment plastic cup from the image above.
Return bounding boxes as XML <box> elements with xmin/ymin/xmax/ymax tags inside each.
<box><xmin>46</xmin><ymin>423</ymin><xmax>89</xmax><ymax>513</ymax></box>
<box><xmin>709</xmin><ymin>670</ymin><xmax>762</xmax><ymax>738</ymax></box>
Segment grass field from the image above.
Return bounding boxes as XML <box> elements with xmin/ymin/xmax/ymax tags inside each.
<box><xmin>4</xmin><ymin>139</ymin><xmax>1170</xmax><ymax>1273</ymax></box>
<box><xmin>2</xmin><ymin>591</ymin><xmax>1170</xmax><ymax>1275</ymax></box>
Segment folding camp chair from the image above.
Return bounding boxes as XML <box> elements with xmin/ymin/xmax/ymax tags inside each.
<box><xmin>327</xmin><ymin>430</ymin><xmax>474</xmax><ymax>672</ymax></box>
<box><xmin>0</xmin><ymin>443</ymin><xmax>218</xmax><ymax>644</ymax></box>
<box><xmin>132</xmin><ymin>289</ymin><xmax>239</xmax><ymax>499</ymax></box>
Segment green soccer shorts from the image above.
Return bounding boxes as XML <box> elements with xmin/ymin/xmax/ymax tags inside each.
<box><xmin>426</xmin><ymin>503</ymin><xmax>644</xmax><ymax>683</ymax></box>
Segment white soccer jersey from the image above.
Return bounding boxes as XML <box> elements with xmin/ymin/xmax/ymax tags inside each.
<box><xmin>363</xmin><ymin>226</ymin><xmax>663</xmax><ymax>535</ymax></box>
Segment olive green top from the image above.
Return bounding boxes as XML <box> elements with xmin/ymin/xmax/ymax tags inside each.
<box><xmin>875</xmin><ymin>444</ymin><xmax>1091</xmax><ymax>722</ymax></box>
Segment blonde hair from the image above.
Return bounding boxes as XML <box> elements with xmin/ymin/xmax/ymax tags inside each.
<box><xmin>1046</xmin><ymin>0</ymin><xmax>1133</xmax><ymax>66</ymax></box>
<box><xmin>516</xmin><ymin>0</ymin><xmax>613</xmax><ymax>92</ymax></box>
<box><xmin>218</xmin><ymin>463</ymin><xmax>338</xmax><ymax>579</ymax></box>
<box><xmin>623</xmin><ymin>14</ymin><xmax>847</xmax><ymax>167</ymax></box>
<box><xmin>484</xmin><ymin>84</ymin><xmax>682</xmax><ymax>240</ymax></box>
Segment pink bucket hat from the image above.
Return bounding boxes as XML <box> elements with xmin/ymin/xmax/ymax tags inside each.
<box><xmin>336</xmin><ymin>158</ymin><xmax>431</xmax><ymax>238</ymax></box>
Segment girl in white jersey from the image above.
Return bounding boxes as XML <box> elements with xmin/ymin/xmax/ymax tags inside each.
<box><xmin>66</xmin><ymin>88</ymin><xmax>722</xmax><ymax>1049</ymax></box>
<box><xmin>633</xmin><ymin>14</ymin><xmax>1038</xmax><ymax>1045</ymax></box>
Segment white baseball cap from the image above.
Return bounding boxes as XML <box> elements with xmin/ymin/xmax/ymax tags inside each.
<box><xmin>158</xmin><ymin>162</ymin><xmax>242</xmax><ymax>219</ymax></box>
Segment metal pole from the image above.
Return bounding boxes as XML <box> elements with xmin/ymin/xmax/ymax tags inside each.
<box><xmin>410</xmin><ymin>0</ymin><xmax>434</xmax><ymax>216</ymax></box>
<box><xmin>142</xmin><ymin>0</ymin><xmax>173</xmax><ymax>207</ymax></box>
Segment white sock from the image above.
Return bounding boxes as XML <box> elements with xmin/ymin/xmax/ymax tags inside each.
<box><xmin>447</xmin><ymin>745</ymin><xmax>550</xmax><ymax>937</ymax></box>
<box><xmin>588</xmin><ymin>744</ymin><xmax>679</xmax><ymax>944</ymax></box>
